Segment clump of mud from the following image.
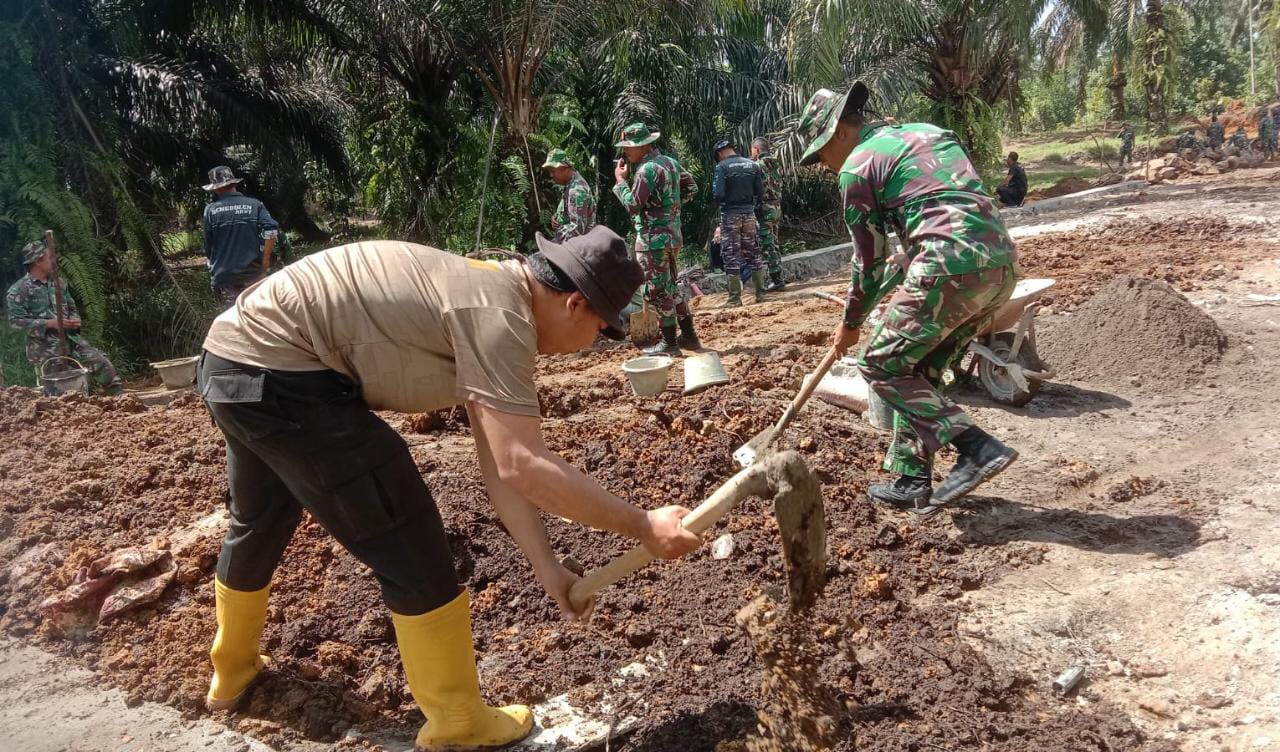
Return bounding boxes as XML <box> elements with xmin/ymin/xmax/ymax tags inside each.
<box><xmin>1040</xmin><ymin>275</ymin><xmax>1226</xmax><ymax>389</ymax></box>
<box><xmin>721</xmin><ymin>594</ymin><xmax>847</xmax><ymax>752</ymax></box>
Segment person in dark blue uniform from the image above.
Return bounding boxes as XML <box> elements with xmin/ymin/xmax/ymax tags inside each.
<box><xmin>202</xmin><ymin>166</ymin><xmax>280</xmax><ymax>308</ymax></box>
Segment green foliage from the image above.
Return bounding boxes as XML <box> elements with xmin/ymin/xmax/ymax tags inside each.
<box><xmin>0</xmin><ymin>322</ymin><xmax>35</xmax><ymax>387</ymax></box>
<box><xmin>1024</xmin><ymin>69</ymin><xmax>1080</xmax><ymax>130</ymax></box>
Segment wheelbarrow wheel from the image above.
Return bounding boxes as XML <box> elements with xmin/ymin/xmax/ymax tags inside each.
<box><xmin>978</xmin><ymin>332</ymin><xmax>1042</xmax><ymax>407</ymax></box>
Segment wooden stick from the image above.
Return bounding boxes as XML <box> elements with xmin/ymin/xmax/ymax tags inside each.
<box><xmin>43</xmin><ymin>230</ymin><xmax>71</xmax><ymax>357</ymax></box>
<box><xmin>568</xmin><ymin>462</ymin><xmax>773</xmax><ymax>611</ymax></box>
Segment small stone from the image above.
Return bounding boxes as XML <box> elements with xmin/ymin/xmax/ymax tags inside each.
<box><xmin>1140</xmin><ymin>698</ymin><xmax>1175</xmax><ymax>718</ymax></box>
<box><xmin>1106</xmin><ymin>660</ymin><xmax>1125</xmax><ymax>676</ymax></box>
<box><xmin>711</xmin><ymin>533</ymin><xmax>735</xmax><ymax>560</ymax></box>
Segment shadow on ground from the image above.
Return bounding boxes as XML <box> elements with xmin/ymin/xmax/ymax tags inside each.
<box><xmin>949</xmin><ymin>497</ymin><xmax>1200</xmax><ymax>557</ymax></box>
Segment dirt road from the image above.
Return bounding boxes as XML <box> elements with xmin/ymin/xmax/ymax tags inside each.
<box><xmin>2</xmin><ymin>166</ymin><xmax>1278</xmax><ymax>751</ymax></box>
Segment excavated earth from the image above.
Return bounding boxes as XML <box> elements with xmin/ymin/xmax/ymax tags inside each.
<box><xmin>3</xmin><ymin>203</ymin><xmax>1273</xmax><ymax>751</ymax></box>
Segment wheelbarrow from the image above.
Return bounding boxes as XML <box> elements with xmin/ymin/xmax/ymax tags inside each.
<box><xmin>811</xmin><ymin>278</ymin><xmax>1058</xmax><ymax>408</ymax></box>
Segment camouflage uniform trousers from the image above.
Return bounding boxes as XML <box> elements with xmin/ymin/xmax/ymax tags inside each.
<box><xmin>31</xmin><ymin>338</ymin><xmax>124</xmax><ymax>395</ymax></box>
<box><xmin>637</xmin><ymin>243</ymin><xmax>690</xmax><ymax>328</ymax></box>
<box><xmin>1264</xmin><ymin>134</ymin><xmax>1278</xmax><ymax>160</ymax></box>
<box><xmin>857</xmin><ymin>265</ymin><xmax>1015</xmax><ymax>477</ymax></box>
<box><xmin>758</xmin><ymin>204</ymin><xmax>783</xmax><ymax>278</ymax></box>
<box><xmin>718</xmin><ymin>211</ymin><xmax>762</xmax><ymax>277</ymax></box>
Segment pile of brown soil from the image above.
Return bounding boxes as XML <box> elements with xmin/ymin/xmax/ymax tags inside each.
<box><xmin>0</xmin><ymin>325</ymin><xmax>1162</xmax><ymax>750</ymax></box>
<box><xmin>1025</xmin><ymin>175</ymin><xmax>1093</xmax><ymax>202</ymax></box>
<box><xmin>1039</xmin><ymin>276</ymin><xmax>1227</xmax><ymax>389</ymax></box>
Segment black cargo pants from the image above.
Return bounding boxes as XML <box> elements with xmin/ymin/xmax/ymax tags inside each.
<box><xmin>198</xmin><ymin>351</ymin><xmax>459</xmax><ymax>615</ymax></box>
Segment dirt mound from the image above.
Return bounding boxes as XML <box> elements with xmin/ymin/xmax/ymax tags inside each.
<box><xmin>1025</xmin><ymin>175</ymin><xmax>1093</xmax><ymax>202</ymax></box>
<box><xmin>0</xmin><ymin>326</ymin><xmax>1161</xmax><ymax>750</ymax></box>
<box><xmin>1040</xmin><ymin>276</ymin><xmax>1226</xmax><ymax>389</ymax></box>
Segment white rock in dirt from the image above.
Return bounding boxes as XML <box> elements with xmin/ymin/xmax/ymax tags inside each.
<box><xmin>711</xmin><ymin>533</ymin><xmax>735</xmax><ymax>560</ymax></box>
<box><xmin>1106</xmin><ymin>660</ymin><xmax>1126</xmax><ymax>676</ymax></box>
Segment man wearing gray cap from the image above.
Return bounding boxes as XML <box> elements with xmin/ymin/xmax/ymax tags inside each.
<box><xmin>194</xmin><ymin>225</ymin><xmax>701</xmax><ymax>750</ymax></box>
<box><xmin>201</xmin><ymin>166</ymin><xmax>280</xmax><ymax>308</ymax></box>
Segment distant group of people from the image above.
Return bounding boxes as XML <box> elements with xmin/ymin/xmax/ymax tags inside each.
<box><xmin>541</xmin><ymin>127</ymin><xmax>789</xmax><ymax>357</ymax></box>
<box><xmin>1170</xmin><ymin>108</ymin><xmax>1279</xmax><ymax>160</ymax></box>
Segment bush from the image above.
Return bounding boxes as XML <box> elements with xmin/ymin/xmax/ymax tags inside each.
<box><xmin>0</xmin><ymin>322</ymin><xmax>35</xmax><ymax>387</ymax></box>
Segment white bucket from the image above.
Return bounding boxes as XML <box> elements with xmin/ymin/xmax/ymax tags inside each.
<box><xmin>151</xmin><ymin>355</ymin><xmax>200</xmax><ymax>390</ymax></box>
<box><xmin>683</xmin><ymin>351</ymin><xmax>730</xmax><ymax>395</ymax></box>
<box><xmin>621</xmin><ymin>356</ymin><xmax>673</xmax><ymax>397</ymax></box>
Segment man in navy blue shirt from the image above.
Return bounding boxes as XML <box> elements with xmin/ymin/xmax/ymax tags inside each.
<box><xmin>202</xmin><ymin>166</ymin><xmax>280</xmax><ymax>308</ymax></box>
<box><xmin>711</xmin><ymin>140</ymin><xmax>766</xmax><ymax>306</ymax></box>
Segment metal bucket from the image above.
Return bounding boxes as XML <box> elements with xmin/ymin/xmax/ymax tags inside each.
<box><xmin>39</xmin><ymin>356</ymin><xmax>90</xmax><ymax>396</ymax></box>
<box><xmin>683</xmin><ymin>351</ymin><xmax>730</xmax><ymax>395</ymax></box>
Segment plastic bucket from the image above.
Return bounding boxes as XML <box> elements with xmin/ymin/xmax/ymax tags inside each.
<box><xmin>39</xmin><ymin>356</ymin><xmax>90</xmax><ymax>397</ymax></box>
<box><xmin>683</xmin><ymin>351</ymin><xmax>730</xmax><ymax>395</ymax></box>
<box><xmin>621</xmin><ymin>356</ymin><xmax>673</xmax><ymax>397</ymax></box>
<box><xmin>151</xmin><ymin>355</ymin><xmax>200</xmax><ymax>390</ymax></box>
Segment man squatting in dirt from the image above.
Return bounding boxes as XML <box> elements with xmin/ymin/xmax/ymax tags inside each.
<box><xmin>196</xmin><ymin>226</ymin><xmax>702</xmax><ymax>750</ymax></box>
<box><xmin>797</xmin><ymin>82</ymin><xmax>1021</xmax><ymax>514</ymax></box>
<box><xmin>6</xmin><ymin>240</ymin><xmax>123</xmax><ymax>394</ymax></box>
<box><xmin>613</xmin><ymin>122</ymin><xmax>702</xmax><ymax>356</ymax></box>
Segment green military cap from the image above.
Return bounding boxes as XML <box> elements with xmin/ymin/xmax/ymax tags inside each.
<box><xmin>797</xmin><ymin>82</ymin><xmax>870</xmax><ymax>166</ymax></box>
<box><xmin>615</xmin><ymin>123</ymin><xmax>661</xmax><ymax>148</ymax></box>
<box><xmin>542</xmin><ymin>148</ymin><xmax>573</xmax><ymax>169</ymax></box>
<box><xmin>21</xmin><ymin>240</ymin><xmax>46</xmax><ymax>265</ymax></box>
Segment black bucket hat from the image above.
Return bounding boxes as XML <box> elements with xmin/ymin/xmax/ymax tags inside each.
<box><xmin>534</xmin><ymin>226</ymin><xmax>644</xmax><ymax>340</ymax></box>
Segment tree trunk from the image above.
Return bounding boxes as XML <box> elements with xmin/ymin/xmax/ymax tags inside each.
<box><xmin>1144</xmin><ymin>0</ymin><xmax>1168</xmax><ymax>129</ymax></box>
<box><xmin>1108</xmin><ymin>51</ymin><xmax>1127</xmax><ymax>122</ymax></box>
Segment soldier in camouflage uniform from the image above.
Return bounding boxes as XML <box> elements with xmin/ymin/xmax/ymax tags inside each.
<box><xmin>1206</xmin><ymin>115</ymin><xmax>1225</xmax><ymax>150</ymax></box>
<box><xmin>613</xmin><ymin>123</ymin><xmax>700</xmax><ymax>355</ymax></box>
<box><xmin>797</xmin><ymin>82</ymin><xmax>1020</xmax><ymax>514</ymax></box>
<box><xmin>1259</xmin><ymin>112</ymin><xmax>1277</xmax><ymax>160</ymax></box>
<box><xmin>542</xmin><ymin>149</ymin><xmax>596</xmax><ymax>241</ymax></box>
<box><xmin>1117</xmin><ymin>123</ymin><xmax>1136</xmax><ymax>167</ymax></box>
<box><xmin>1174</xmin><ymin>129</ymin><xmax>1199</xmax><ymax>152</ymax></box>
<box><xmin>1230</xmin><ymin>127</ymin><xmax>1249</xmax><ymax>151</ymax></box>
<box><xmin>1272</xmin><ymin>108</ymin><xmax>1280</xmax><ymax>154</ymax></box>
<box><xmin>6</xmin><ymin>240</ymin><xmax>123</xmax><ymax>395</ymax></box>
<box><xmin>711</xmin><ymin>139</ymin><xmax>766</xmax><ymax>306</ymax></box>
<box><xmin>751</xmin><ymin>137</ymin><xmax>786</xmax><ymax>292</ymax></box>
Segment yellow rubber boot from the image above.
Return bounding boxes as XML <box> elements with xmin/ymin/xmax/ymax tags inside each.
<box><xmin>206</xmin><ymin>578</ymin><xmax>271</xmax><ymax>711</ymax></box>
<box><xmin>391</xmin><ymin>591</ymin><xmax>533</xmax><ymax>751</ymax></box>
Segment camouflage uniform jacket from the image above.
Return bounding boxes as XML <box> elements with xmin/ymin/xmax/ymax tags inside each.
<box><xmin>839</xmin><ymin>121</ymin><xmax>1017</xmax><ymax>328</ymax></box>
<box><xmin>755</xmin><ymin>152</ymin><xmax>783</xmax><ymax>210</ymax></box>
<box><xmin>1118</xmin><ymin>128</ymin><xmax>1135</xmax><ymax>150</ymax></box>
<box><xmin>613</xmin><ymin>150</ymin><xmax>695</xmax><ymax>252</ymax></box>
<box><xmin>6</xmin><ymin>273</ymin><xmax>84</xmax><ymax>354</ymax></box>
<box><xmin>551</xmin><ymin>172</ymin><xmax>596</xmax><ymax>241</ymax></box>
<box><xmin>1175</xmin><ymin>132</ymin><xmax>1199</xmax><ymax>150</ymax></box>
<box><xmin>1230</xmin><ymin>130</ymin><xmax>1249</xmax><ymax>149</ymax></box>
<box><xmin>1207</xmin><ymin>122</ymin><xmax>1225</xmax><ymax>147</ymax></box>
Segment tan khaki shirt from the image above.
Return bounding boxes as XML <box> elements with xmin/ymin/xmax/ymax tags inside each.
<box><xmin>203</xmin><ymin>241</ymin><xmax>540</xmax><ymax>416</ymax></box>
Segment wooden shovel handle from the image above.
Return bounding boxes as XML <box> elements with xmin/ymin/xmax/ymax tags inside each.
<box><xmin>770</xmin><ymin>347</ymin><xmax>841</xmax><ymax>438</ymax></box>
<box><xmin>568</xmin><ymin>464</ymin><xmax>771</xmax><ymax>612</ymax></box>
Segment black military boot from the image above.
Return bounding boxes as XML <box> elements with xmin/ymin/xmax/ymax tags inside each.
<box><xmin>642</xmin><ymin>324</ymin><xmax>681</xmax><ymax>357</ymax></box>
<box><xmin>766</xmin><ymin>271</ymin><xmax>786</xmax><ymax>293</ymax></box>
<box><xmin>932</xmin><ymin>427</ymin><xmax>1019</xmax><ymax>504</ymax></box>
<box><xmin>867</xmin><ymin>475</ymin><xmax>936</xmax><ymax>515</ymax></box>
<box><xmin>676</xmin><ymin>316</ymin><xmax>701</xmax><ymax>351</ymax></box>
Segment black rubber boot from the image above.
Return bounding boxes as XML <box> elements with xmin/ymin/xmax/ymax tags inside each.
<box><xmin>641</xmin><ymin>325</ymin><xmax>681</xmax><ymax>357</ymax></box>
<box><xmin>766</xmin><ymin>271</ymin><xmax>786</xmax><ymax>293</ymax></box>
<box><xmin>867</xmin><ymin>475</ymin><xmax>936</xmax><ymax>515</ymax></box>
<box><xmin>676</xmin><ymin>316</ymin><xmax>701</xmax><ymax>351</ymax></box>
<box><xmin>933</xmin><ymin>428</ymin><xmax>1019</xmax><ymax>504</ymax></box>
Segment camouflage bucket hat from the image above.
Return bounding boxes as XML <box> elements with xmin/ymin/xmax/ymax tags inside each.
<box><xmin>21</xmin><ymin>240</ymin><xmax>46</xmax><ymax>265</ymax></box>
<box><xmin>202</xmin><ymin>165</ymin><xmax>243</xmax><ymax>191</ymax></box>
<box><xmin>615</xmin><ymin>122</ymin><xmax>661</xmax><ymax>148</ymax></box>
<box><xmin>797</xmin><ymin>82</ymin><xmax>870</xmax><ymax>166</ymax></box>
<box><xmin>542</xmin><ymin>148</ymin><xmax>573</xmax><ymax>169</ymax></box>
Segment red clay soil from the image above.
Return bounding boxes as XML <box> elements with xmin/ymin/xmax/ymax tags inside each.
<box><xmin>0</xmin><ymin>315</ymin><xmax>1167</xmax><ymax>750</ymax></box>
<box><xmin>1015</xmin><ymin>215</ymin><xmax>1270</xmax><ymax>312</ymax></box>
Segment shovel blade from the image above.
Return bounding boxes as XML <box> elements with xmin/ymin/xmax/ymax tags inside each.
<box><xmin>733</xmin><ymin>426</ymin><xmax>777</xmax><ymax>469</ymax></box>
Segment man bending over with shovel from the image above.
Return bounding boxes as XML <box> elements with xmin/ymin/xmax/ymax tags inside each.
<box><xmin>197</xmin><ymin>225</ymin><xmax>701</xmax><ymax>749</ymax></box>
<box><xmin>797</xmin><ymin>82</ymin><xmax>1020</xmax><ymax>514</ymax></box>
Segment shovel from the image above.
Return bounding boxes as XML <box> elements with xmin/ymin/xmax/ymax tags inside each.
<box><xmin>733</xmin><ymin>348</ymin><xmax>841</xmax><ymax>469</ymax></box>
<box><xmin>568</xmin><ymin>450</ymin><xmax>825</xmax><ymax>613</ymax></box>
<box><xmin>629</xmin><ymin>302</ymin><xmax>660</xmax><ymax>346</ymax></box>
